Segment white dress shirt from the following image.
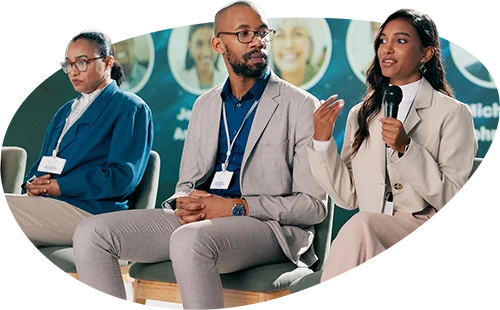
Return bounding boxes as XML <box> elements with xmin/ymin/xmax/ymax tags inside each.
<box><xmin>66</xmin><ymin>81</ymin><xmax>112</xmax><ymax>127</ymax></box>
<box><xmin>313</xmin><ymin>79</ymin><xmax>422</xmax><ymax>151</ymax></box>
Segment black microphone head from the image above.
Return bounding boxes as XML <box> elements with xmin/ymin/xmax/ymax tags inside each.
<box><xmin>385</xmin><ymin>85</ymin><xmax>403</xmax><ymax>105</ymax></box>
<box><xmin>385</xmin><ymin>85</ymin><xmax>403</xmax><ymax>119</ymax></box>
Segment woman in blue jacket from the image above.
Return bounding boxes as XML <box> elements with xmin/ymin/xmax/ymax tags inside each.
<box><xmin>6</xmin><ymin>30</ymin><xmax>154</xmax><ymax>247</ymax></box>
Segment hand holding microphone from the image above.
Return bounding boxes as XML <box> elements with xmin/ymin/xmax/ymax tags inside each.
<box><xmin>379</xmin><ymin>86</ymin><xmax>410</xmax><ymax>153</ymax></box>
<box><xmin>313</xmin><ymin>94</ymin><xmax>345</xmax><ymax>141</ymax></box>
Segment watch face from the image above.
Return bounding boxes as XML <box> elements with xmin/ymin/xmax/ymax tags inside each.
<box><xmin>232</xmin><ymin>204</ymin><xmax>245</xmax><ymax>216</ymax></box>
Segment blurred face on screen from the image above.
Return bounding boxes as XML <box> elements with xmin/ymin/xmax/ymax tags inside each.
<box><xmin>65</xmin><ymin>39</ymin><xmax>109</xmax><ymax>94</ymax></box>
<box><xmin>377</xmin><ymin>18</ymin><xmax>428</xmax><ymax>85</ymax></box>
<box><xmin>189</xmin><ymin>26</ymin><xmax>218</xmax><ymax>75</ymax></box>
<box><xmin>213</xmin><ymin>5</ymin><xmax>269</xmax><ymax>78</ymax></box>
<box><xmin>114</xmin><ymin>40</ymin><xmax>135</xmax><ymax>74</ymax></box>
<box><xmin>272</xmin><ymin>19</ymin><xmax>310</xmax><ymax>75</ymax></box>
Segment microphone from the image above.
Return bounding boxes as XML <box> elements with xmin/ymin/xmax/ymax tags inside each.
<box><xmin>384</xmin><ymin>85</ymin><xmax>403</xmax><ymax>148</ymax></box>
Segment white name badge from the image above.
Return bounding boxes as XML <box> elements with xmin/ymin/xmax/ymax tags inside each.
<box><xmin>383</xmin><ymin>201</ymin><xmax>394</xmax><ymax>216</ymax></box>
<box><xmin>210</xmin><ymin>171</ymin><xmax>234</xmax><ymax>190</ymax></box>
<box><xmin>38</xmin><ymin>156</ymin><xmax>66</xmax><ymax>175</ymax></box>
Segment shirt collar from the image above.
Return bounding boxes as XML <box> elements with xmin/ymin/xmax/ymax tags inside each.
<box><xmin>80</xmin><ymin>79</ymin><xmax>112</xmax><ymax>102</ymax></box>
<box><xmin>393</xmin><ymin>78</ymin><xmax>421</xmax><ymax>103</ymax></box>
<box><xmin>221</xmin><ymin>67</ymin><xmax>271</xmax><ymax>102</ymax></box>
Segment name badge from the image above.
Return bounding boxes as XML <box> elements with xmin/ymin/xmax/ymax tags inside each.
<box><xmin>38</xmin><ymin>156</ymin><xmax>66</xmax><ymax>175</ymax></box>
<box><xmin>383</xmin><ymin>201</ymin><xmax>394</xmax><ymax>216</ymax></box>
<box><xmin>210</xmin><ymin>170</ymin><xmax>234</xmax><ymax>190</ymax></box>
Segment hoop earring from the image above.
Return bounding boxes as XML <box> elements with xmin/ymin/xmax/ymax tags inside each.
<box><xmin>419</xmin><ymin>61</ymin><xmax>427</xmax><ymax>75</ymax></box>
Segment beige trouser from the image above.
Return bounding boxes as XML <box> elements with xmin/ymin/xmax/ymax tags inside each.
<box><xmin>5</xmin><ymin>194</ymin><xmax>92</xmax><ymax>247</ymax></box>
<box><xmin>321</xmin><ymin>207</ymin><xmax>436</xmax><ymax>282</ymax></box>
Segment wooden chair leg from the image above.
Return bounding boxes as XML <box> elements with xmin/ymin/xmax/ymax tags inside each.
<box><xmin>120</xmin><ymin>264</ymin><xmax>134</xmax><ymax>284</ymax></box>
<box><xmin>131</xmin><ymin>279</ymin><xmax>143</xmax><ymax>304</ymax></box>
<box><xmin>134</xmin><ymin>298</ymin><xmax>146</xmax><ymax>310</ymax></box>
<box><xmin>269</xmin><ymin>289</ymin><xmax>292</xmax><ymax>310</ymax></box>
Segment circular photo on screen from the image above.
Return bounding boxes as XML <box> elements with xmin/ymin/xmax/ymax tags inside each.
<box><xmin>346</xmin><ymin>20</ymin><xmax>381</xmax><ymax>84</ymax></box>
<box><xmin>113</xmin><ymin>34</ymin><xmax>155</xmax><ymax>93</ymax></box>
<box><xmin>268</xmin><ymin>18</ymin><xmax>332</xmax><ymax>90</ymax></box>
<box><xmin>450</xmin><ymin>42</ymin><xmax>496</xmax><ymax>89</ymax></box>
<box><xmin>168</xmin><ymin>23</ymin><xmax>228</xmax><ymax>95</ymax></box>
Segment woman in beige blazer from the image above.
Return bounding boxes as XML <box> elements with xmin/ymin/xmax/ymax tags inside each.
<box><xmin>307</xmin><ymin>9</ymin><xmax>478</xmax><ymax>281</ymax></box>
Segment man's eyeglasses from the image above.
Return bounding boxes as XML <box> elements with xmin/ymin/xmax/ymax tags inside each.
<box><xmin>216</xmin><ymin>29</ymin><xmax>276</xmax><ymax>44</ymax></box>
<box><xmin>60</xmin><ymin>57</ymin><xmax>105</xmax><ymax>74</ymax></box>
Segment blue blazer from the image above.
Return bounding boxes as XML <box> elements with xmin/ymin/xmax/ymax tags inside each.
<box><xmin>25</xmin><ymin>80</ymin><xmax>154</xmax><ymax>215</ymax></box>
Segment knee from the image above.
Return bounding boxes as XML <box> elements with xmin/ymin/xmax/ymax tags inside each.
<box><xmin>169</xmin><ymin>223</ymin><xmax>215</xmax><ymax>263</ymax></box>
<box><xmin>73</xmin><ymin>216</ymin><xmax>111</xmax><ymax>253</ymax></box>
<box><xmin>337</xmin><ymin>212</ymin><xmax>378</xmax><ymax>240</ymax></box>
<box><xmin>347</xmin><ymin>212</ymin><xmax>377</xmax><ymax>230</ymax></box>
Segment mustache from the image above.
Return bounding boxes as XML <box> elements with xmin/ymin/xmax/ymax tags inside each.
<box><xmin>243</xmin><ymin>50</ymin><xmax>268</xmax><ymax>61</ymax></box>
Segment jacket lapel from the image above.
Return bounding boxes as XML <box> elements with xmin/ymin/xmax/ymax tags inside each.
<box><xmin>52</xmin><ymin>103</ymin><xmax>73</xmax><ymax>151</ymax></box>
<box><xmin>241</xmin><ymin>73</ymin><xmax>280</xmax><ymax>170</ymax></box>
<box><xmin>58</xmin><ymin>81</ymin><xmax>119</xmax><ymax>154</ymax></box>
<box><xmin>404</xmin><ymin>78</ymin><xmax>433</xmax><ymax>135</ymax></box>
<box><xmin>370</xmin><ymin>108</ymin><xmax>386</xmax><ymax>182</ymax></box>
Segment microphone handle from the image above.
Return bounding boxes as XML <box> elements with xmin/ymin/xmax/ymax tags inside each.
<box><xmin>385</xmin><ymin>102</ymin><xmax>399</xmax><ymax>148</ymax></box>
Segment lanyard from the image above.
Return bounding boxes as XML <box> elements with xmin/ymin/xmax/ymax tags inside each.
<box><xmin>52</xmin><ymin>96</ymin><xmax>89</xmax><ymax>157</ymax></box>
<box><xmin>221</xmin><ymin>99</ymin><xmax>259</xmax><ymax>171</ymax></box>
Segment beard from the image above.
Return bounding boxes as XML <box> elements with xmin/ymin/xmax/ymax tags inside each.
<box><xmin>226</xmin><ymin>48</ymin><xmax>269</xmax><ymax>78</ymax></box>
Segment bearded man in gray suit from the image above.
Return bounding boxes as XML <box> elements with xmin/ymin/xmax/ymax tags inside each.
<box><xmin>73</xmin><ymin>1</ymin><xmax>330</xmax><ymax>309</ymax></box>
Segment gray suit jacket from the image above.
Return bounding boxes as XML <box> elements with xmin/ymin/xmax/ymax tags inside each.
<box><xmin>308</xmin><ymin>78</ymin><xmax>477</xmax><ymax>214</ymax></box>
<box><xmin>172</xmin><ymin>72</ymin><xmax>327</xmax><ymax>267</ymax></box>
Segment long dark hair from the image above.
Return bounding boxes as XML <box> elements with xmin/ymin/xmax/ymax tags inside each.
<box><xmin>351</xmin><ymin>9</ymin><xmax>454</xmax><ymax>155</ymax></box>
<box><xmin>71</xmin><ymin>30</ymin><xmax>125</xmax><ymax>86</ymax></box>
<box><xmin>185</xmin><ymin>23</ymin><xmax>219</xmax><ymax>71</ymax></box>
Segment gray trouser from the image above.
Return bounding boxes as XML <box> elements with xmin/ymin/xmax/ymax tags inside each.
<box><xmin>72</xmin><ymin>209</ymin><xmax>287</xmax><ymax>309</ymax></box>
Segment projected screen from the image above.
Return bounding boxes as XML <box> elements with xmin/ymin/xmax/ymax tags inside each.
<box><xmin>107</xmin><ymin>16</ymin><xmax>500</xmax><ymax>200</ymax></box>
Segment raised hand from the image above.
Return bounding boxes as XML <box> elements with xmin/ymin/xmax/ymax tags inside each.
<box><xmin>313</xmin><ymin>94</ymin><xmax>345</xmax><ymax>141</ymax></box>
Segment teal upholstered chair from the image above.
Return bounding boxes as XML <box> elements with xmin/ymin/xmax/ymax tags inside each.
<box><xmin>38</xmin><ymin>150</ymin><xmax>161</xmax><ymax>280</ymax></box>
<box><xmin>289</xmin><ymin>206</ymin><xmax>358</xmax><ymax>294</ymax></box>
<box><xmin>129</xmin><ymin>198</ymin><xmax>334</xmax><ymax>307</ymax></box>
<box><xmin>467</xmin><ymin>157</ymin><xmax>500</xmax><ymax>184</ymax></box>
<box><xmin>290</xmin><ymin>158</ymin><xmax>500</xmax><ymax>310</ymax></box>
<box><xmin>1</xmin><ymin>146</ymin><xmax>28</xmax><ymax>194</ymax></box>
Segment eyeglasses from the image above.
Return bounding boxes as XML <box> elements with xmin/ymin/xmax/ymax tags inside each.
<box><xmin>60</xmin><ymin>57</ymin><xmax>105</xmax><ymax>74</ymax></box>
<box><xmin>216</xmin><ymin>29</ymin><xmax>276</xmax><ymax>44</ymax></box>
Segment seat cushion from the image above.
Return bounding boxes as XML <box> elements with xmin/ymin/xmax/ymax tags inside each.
<box><xmin>289</xmin><ymin>270</ymin><xmax>323</xmax><ymax>293</ymax></box>
<box><xmin>129</xmin><ymin>260</ymin><xmax>313</xmax><ymax>293</ymax></box>
<box><xmin>39</xmin><ymin>246</ymin><xmax>129</xmax><ymax>273</ymax></box>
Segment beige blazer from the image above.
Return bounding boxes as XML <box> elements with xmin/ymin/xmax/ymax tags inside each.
<box><xmin>308</xmin><ymin>78</ymin><xmax>477</xmax><ymax>214</ymax></box>
<box><xmin>173</xmin><ymin>72</ymin><xmax>326</xmax><ymax>267</ymax></box>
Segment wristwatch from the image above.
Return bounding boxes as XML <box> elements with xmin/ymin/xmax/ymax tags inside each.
<box><xmin>231</xmin><ymin>199</ymin><xmax>246</xmax><ymax>216</ymax></box>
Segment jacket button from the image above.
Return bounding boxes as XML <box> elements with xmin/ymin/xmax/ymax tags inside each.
<box><xmin>394</xmin><ymin>183</ymin><xmax>403</xmax><ymax>191</ymax></box>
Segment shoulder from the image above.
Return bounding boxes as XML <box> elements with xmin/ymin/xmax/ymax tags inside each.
<box><xmin>53</xmin><ymin>98</ymin><xmax>76</xmax><ymax>118</ymax></box>
<box><xmin>275</xmin><ymin>75</ymin><xmax>317</xmax><ymax>101</ymax></box>
<box><xmin>431</xmin><ymin>90</ymin><xmax>472</xmax><ymax>119</ymax></box>
<box><xmin>347</xmin><ymin>102</ymin><xmax>363</xmax><ymax>121</ymax></box>
<box><xmin>111</xmin><ymin>89</ymin><xmax>151</xmax><ymax>113</ymax></box>
<box><xmin>101</xmin><ymin>89</ymin><xmax>153</xmax><ymax>123</ymax></box>
<box><xmin>270</xmin><ymin>74</ymin><xmax>319</xmax><ymax>113</ymax></box>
